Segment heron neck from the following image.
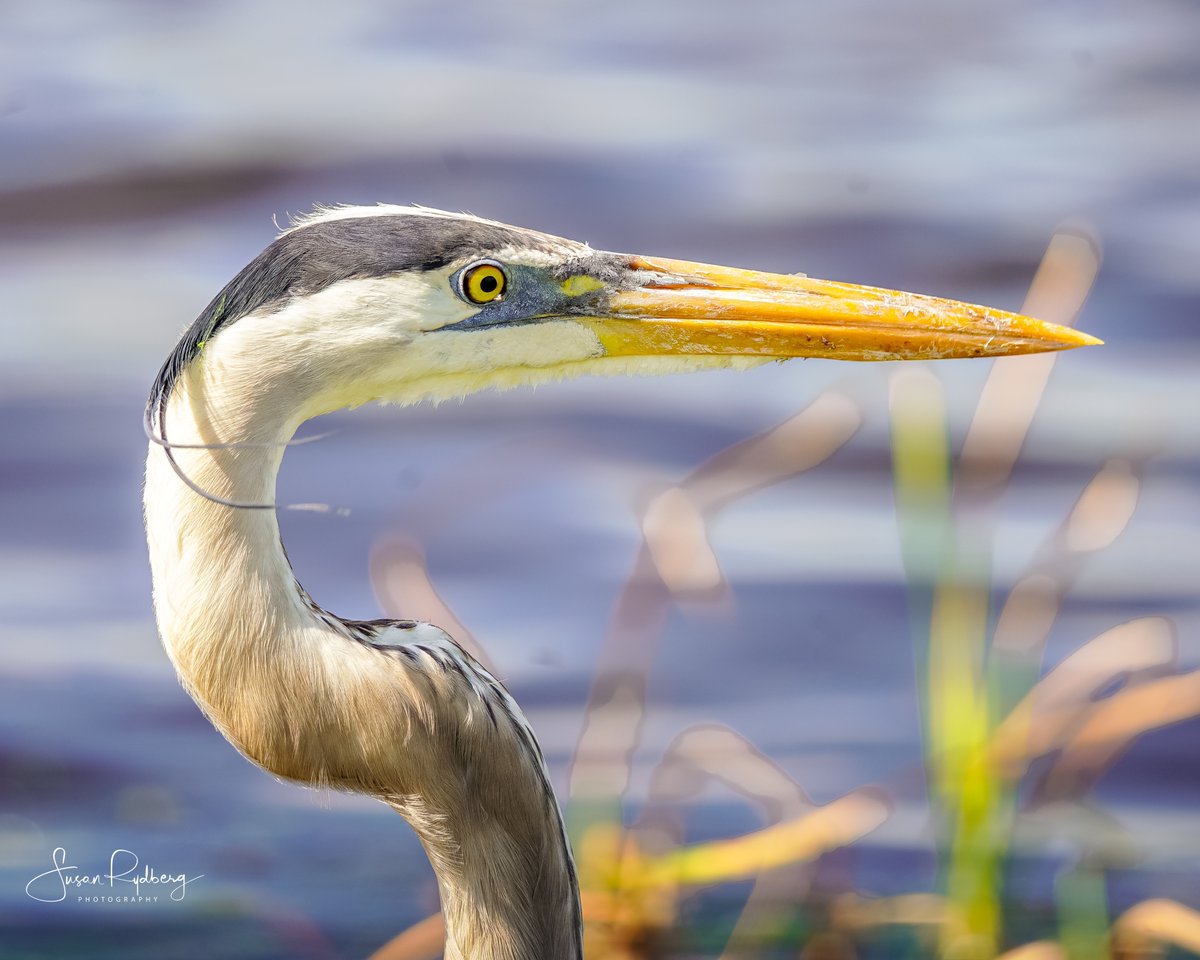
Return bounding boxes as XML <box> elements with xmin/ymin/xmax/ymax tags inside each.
<box><xmin>144</xmin><ymin>370</ymin><xmax>582</xmax><ymax>960</ymax></box>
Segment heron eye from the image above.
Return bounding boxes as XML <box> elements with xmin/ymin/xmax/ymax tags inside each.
<box><xmin>460</xmin><ymin>261</ymin><xmax>507</xmax><ymax>304</ymax></box>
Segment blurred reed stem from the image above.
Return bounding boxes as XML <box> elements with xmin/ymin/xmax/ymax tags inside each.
<box><xmin>891</xmin><ymin>368</ymin><xmax>1012</xmax><ymax>957</ymax></box>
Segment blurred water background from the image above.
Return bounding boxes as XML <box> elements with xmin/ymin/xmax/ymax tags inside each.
<box><xmin>0</xmin><ymin>1</ymin><xmax>1197</xmax><ymax>957</ymax></box>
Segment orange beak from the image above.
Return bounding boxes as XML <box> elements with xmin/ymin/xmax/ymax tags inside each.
<box><xmin>581</xmin><ymin>255</ymin><xmax>1100</xmax><ymax>362</ymax></box>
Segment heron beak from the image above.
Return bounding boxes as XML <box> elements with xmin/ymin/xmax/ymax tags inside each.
<box><xmin>581</xmin><ymin>255</ymin><xmax>1101</xmax><ymax>361</ymax></box>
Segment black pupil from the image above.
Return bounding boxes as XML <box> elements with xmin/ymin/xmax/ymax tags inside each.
<box><xmin>479</xmin><ymin>274</ymin><xmax>498</xmax><ymax>294</ymax></box>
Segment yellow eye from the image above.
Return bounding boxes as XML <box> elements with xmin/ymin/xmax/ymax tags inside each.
<box><xmin>461</xmin><ymin>261</ymin><xmax>507</xmax><ymax>304</ymax></box>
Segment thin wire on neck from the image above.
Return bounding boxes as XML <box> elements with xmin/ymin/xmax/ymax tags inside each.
<box><xmin>144</xmin><ymin>399</ymin><xmax>339</xmax><ymax>512</ymax></box>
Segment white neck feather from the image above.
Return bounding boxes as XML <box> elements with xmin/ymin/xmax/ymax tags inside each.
<box><xmin>144</xmin><ymin>296</ymin><xmax>584</xmax><ymax>959</ymax></box>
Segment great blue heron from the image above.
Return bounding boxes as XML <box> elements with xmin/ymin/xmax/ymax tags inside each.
<box><xmin>143</xmin><ymin>205</ymin><xmax>1098</xmax><ymax>960</ymax></box>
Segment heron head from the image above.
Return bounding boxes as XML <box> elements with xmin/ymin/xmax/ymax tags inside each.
<box><xmin>152</xmin><ymin>205</ymin><xmax>1099</xmax><ymax>428</ymax></box>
